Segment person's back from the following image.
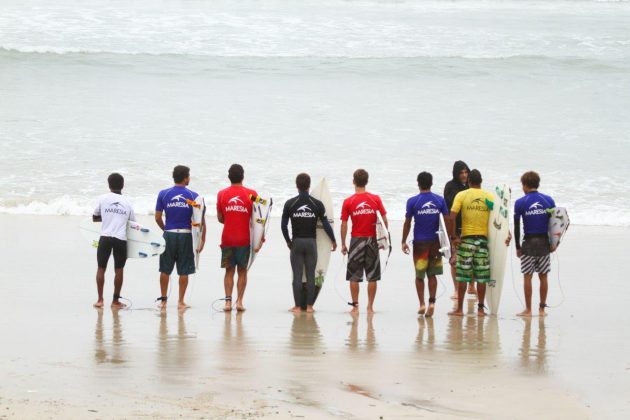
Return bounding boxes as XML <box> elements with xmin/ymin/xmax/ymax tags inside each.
<box><xmin>341</xmin><ymin>192</ymin><xmax>385</xmax><ymax>238</ymax></box>
<box><xmin>283</xmin><ymin>193</ymin><xmax>327</xmax><ymax>239</ymax></box>
<box><xmin>156</xmin><ymin>185</ymin><xmax>198</xmax><ymax>230</ymax></box>
<box><xmin>452</xmin><ymin>188</ymin><xmax>494</xmax><ymax>237</ymax></box>
<box><xmin>406</xmin><ymin>191</ymin><xmax>448</xmax><ymax>242</ymax></box>
<box><xmin>97</xmin><ymin>192</ymin><xmax>135</xmax><ymax>240</ymax></box>
<box><xmin>217</xmin><ymin>185</ymin><xmax>257</xmax><ymax>247</ymax></box>
<box><xmin>514</xmin><ymin>191</ymin><xmax>555</xmax><ymax>236</ymax></box>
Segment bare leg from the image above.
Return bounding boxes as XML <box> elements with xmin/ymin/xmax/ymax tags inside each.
<box><xmin>223</xmin><ymin>266</ymin><xmax>235</xmax><ymax>311</ymax></box>
<box><xmin>94</xmin><ymin>267</ymin><xmax>105</xmax><ymax>308</ymax></box>
<box><xmin>159</xmin><ymin>272</ymin><xmax>170</xmax><ymax>311</ymax></box>
<box><xmin>349</xmin><ymin>281</ymin><xmax>360</xmax><ymax>314</ymax></box>
<box><xmin>306</xmin><ymin>305</ymin><xmax>314</xmax><ymax>313</ymax></box>
<box><xmin>448</xmin><ymin>282</ymin><xmax>467</xmax><ymax>316</ymax></box>
<box><xmin>111</xmin><ymin>268</ymin><xmax>127</xmax><ymax>308</ymax></box>
<box><xmin>235</xmin><ymin>266</ymin><xmax>248</xmax><ymax>311</ymax></box>
<box><xmin>517</xmin><ymin>273</ymin><xmax>533</xmax><ymax>317</ymax></box>
<box><xmin>426</xmin><ymin>275</ymin><xmax>437</xmax><ymax>317</ymax></box>
<box><xmin>367</xmin><ymin>281</ymin><xmax>377</xmax><ymax>314</ymax></box>
<box><xmin>539</xmin><ymin>273</ymin><xmax>548</xmax><ymax>317</ymax></box>
<box><xmin>416</xmin><ymin>278</ymin><xmax>426</xmax><ymax>314</ymax></box>
<box><xmin>450</xmin><ymin>264</ymin><xmax>458</xmax><ymax>300</ymax></box>
<box><xmin>178</xmin><ymin>275</ymin><xmax>190</xmax><ymax>310</ymax></box>
<box><xmin>477</xmin><ymin>283</ymin><xmax>487</xmax><ymax>316</ymax></box>
<box><xmin>467</xmin><ymin>281</ymin><xmax>477</xmax><ymax>295</ymax></box>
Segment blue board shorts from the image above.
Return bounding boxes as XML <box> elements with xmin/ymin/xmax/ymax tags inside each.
<box><xmin>221</xmin><ymin>246</ymin><xmax>251</xmax><ymax>269</ymax></box>
<box><xmin>159</xmin><ymin>232</ymin><xmax>195</xmax><ymax>276</ymax></box>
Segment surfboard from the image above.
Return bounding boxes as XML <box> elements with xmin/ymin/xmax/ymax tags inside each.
<box><xmin>79</xmin><ymin>218</ymin><xmax>166</xmax><ymax>258</ymax></box>
<box><xmin>248</xmin><ymin>193</ymin><xmax>273</xmax><ymax>270</ymax></box>
<box><xmin>486</xmin><ymin>183</ymin><xmax>511</xmax><ymax>315</ymax></box>
<box><xmin>548</xmin><ymin>207</ymin><xmax>570</xmax><ymax>250</ymax></box>
<box><xmin>437</xmin><ymin>213</ymin><xmax>451</xmax><ymax>259</ymax></box>
<box><xmin>187</xmin><ymin>196</ymin><xmax>205</xmax><ymax>270</ymax></box>
<box><xmin>300</xmin><ymin>178</ymin><xmax>334</xmax><ymax>304</ymax></box>
<box><xmin>376</xmin><ymin>211</ymin><xmax>390</xmax><ymax>251</ymax></box>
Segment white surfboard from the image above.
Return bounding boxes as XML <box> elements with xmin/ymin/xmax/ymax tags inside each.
<box><xmin>187</xmin><ymin>196</ymin><xmax>205</xmax><ymax>270</ymax></box>
<box><xmin>79</xmin><ymin>218</ymin><xmax>166</xmax><ymax>258</ymax></box>
<box><xmin>437</xmin><ymin>213</ymin><xmax>451</xmax><ymax>260</ymax></box>
<box><xmin>376</xmin><ymin>211</ymin><xmax>390</xmax><ymax>251</ymax></box>
<box><xmin>487</xmin><ymin>183</ymin><xmax>511</xmax><ymax>315</ymax></box>
<box><xmin>300</xmin><ymin>178</ymin><xmax>334</xmax><ymax>303</ymax></box>
<box><xmin>548</xmin><ymin>207</ymin><xmax>569</xmax><ymax>250</ymax></box>
<box><xmin>248</xmin><ymin>193</ymin><xmax>273</xmax><ymax>270</ymax></box>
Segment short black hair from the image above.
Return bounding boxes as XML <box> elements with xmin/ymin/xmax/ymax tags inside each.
<box><xmin>353</xmin><ymin>169</ymin><xmax>369</xmax><ymax>188</ymax></box>
<box><xmin>296</xmin><ymin>173</ymin><xmax>311</xmax><ymax>192</ymax></box>
<box><xmin>172</xmin><ymin>165</ymin><xmax>190</xmax><ymax>184</ymax></box>
<box><xmin>108</xmin><ymin>173</ymin><xmax>124</xmax><ymax>191</ymax></box>
<box><xmin>228</xmin><ymin>164</ymin><xmax>244</xmax><ymax>184</ymax></box>
<box><xmin>468</xmin><ymin>169</ymin><xmax>482</xmax><ymax>186</ymax></box>
<box><xmin>417</xmin><ymin>172</ymin><xmax>432</xmax><ymax>190</ymax></box>
<box><xmin>521</xmin><ymin>171</ymin><xmax>540</xmax><ymax>189</ymax></box>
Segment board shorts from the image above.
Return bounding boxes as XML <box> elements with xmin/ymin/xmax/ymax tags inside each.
<box><xmin>413</xmin><ymin>239</ymin><xmax>443</xmax><ymax>280</ymax></box>
<box><xmin>456</xmin><ymin>236</ymin><xmax>490</xmax><ymax>283</ymax></box>
<box><xmin>160</xmin><ymin>232</ymin><xmax>195</xmax><ymax>276</ymax></box>
<box><xmin>346</xmin><ymin>237</ymin><xmax>381</xmax><ymax>282</ymax></box>
<box><xmin>221</xmin><ymin>246</ymin><xmax>250</xmax><ymax>269</ymax></box>
<box><xmin>97</xmin><ymin>236</ymin><xmax>127</xmax><ymax>269</ymax></box>
<box><xmin>521</xmin><ymin>235</ymin><xmax>551</xmax><ymax>274</ymax></box>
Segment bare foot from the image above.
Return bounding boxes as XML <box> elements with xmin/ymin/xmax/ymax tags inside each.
<box><xmin>448</xmin><ymin>310</ymin><xmax>464</xmax><ymax>317</ymax></box>
<box><xmin>111</xmin><ymin>301</ymin><xmax>127</xmax><ymax>309</ymax></box>
<box><xmin>366</xmin><ymin>306</ymin><xmax>375</xmax><ymax>314</ymax></box>
<box><xmin>93</xmin><ymin>300</ymin><xmax>104</xmax><ymax>308</ymax></box>
<box><xmin>418</xmin><ymin>304</ymin><xmax>426</xmax><ymax>315</ymax></box>
<box><xmin>517</xmin><ymin>310</ymin><xmax>532</xmax><ymax>317</ymax></box>
<box><xmin>425</xmin><ymin>303</ymin><xmax>435</xmax><ymax>317</ymax></box>
<box><xmin>224</xmin><ymin>301</ymin><xmax>232</xmax><ymax>312</ymax></box>
<box><xmin>236</xmin><ymin>301</ymin><xmax>246</xmax><ymax>312</ymax></box>
<box><xmin>178</xmin><ymin>302</ymin><xmax>190</xmax><ymax>311</ymax></box>
<box><xmin>306</xmin><ymin>306</ymin><xmax>314</xmax><ymax>313</ymax></box>
<box><xmin>349</xmin><ymin>306</ymin><xmax>359</xmax><ymax>314</ymax></box>
<box><xmin>539</xmin><ymin>309</ymin><xmax>547</xmax><ymax>317</ymax></box>
<box><xmin>477</xmin><ymin>308</ymin><xmax>486</xmax><ymax>317</ymax></box>
<box><xmin>289</xmin><ymin>306</ymin><xmax>301</xmax><ymax>313</ymax></box>
<box><xmin>159</xmin><ymin>301</ymin><xmax>167</xmax><ymax>312</ymax></box>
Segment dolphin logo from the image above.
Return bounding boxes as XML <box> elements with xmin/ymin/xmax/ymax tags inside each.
<box><xmin>422</xmin><ymin>201</ymin><xmax>436</xmax><ymax>208</ymax></box>
<box><xmin>110</xmin><ymin>202</ymin><xmax>122</xmax><ymax>207</ymax></box>
<box><xmin>529</xmin><ymin>201</ymin><xmax>543</xmax><ymax>209</ymax></box>
<box><xmin>171</xmin><ymin>194</ymin><xmax>186</xmax><ymax>202</ymax></box>
<box><xmin>297</xmin><ymin>205</ymin><xmax>311</xmax><ymax>212</ymax></box>
<box><xmin>228</xmin><ymin>196</ymin><xmax>244</xmax><ymax>205</ymax></box>
<box><xmin>471</xmin><ymin>198</ymin><xmax>484</xmax><ymax>205</ymax></box>
<box><xmin>356</xmin><ymin>201</ymin><xmax>371</xmax><ymax>209</ymax></box>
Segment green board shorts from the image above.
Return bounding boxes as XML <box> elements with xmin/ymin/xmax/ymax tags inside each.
<box><xmin>456</xmin><ymin>236</ymin><xmax>490</xmax><ymax>283</ymax></box>
<box><xmin>160</xmin><ymin>232</ymin><xmax>195</xmax><ymax>276</ymax></box>
<box><xmin>221</xmin><ymin>246</ymin><xmax>251</xmax><ymax>269</ymax></box>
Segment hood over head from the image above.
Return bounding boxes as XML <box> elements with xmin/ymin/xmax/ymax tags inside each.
<box><xmin>452</xmin><ymin>160</ymin><xmax>470</xmax><ymax>182</ymax></box>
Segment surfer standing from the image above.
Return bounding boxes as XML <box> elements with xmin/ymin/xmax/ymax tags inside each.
<box><xmin>443</xmin><ymin>160</ymin><xmax>473</xmax><ymax>299</ymax></box>
<box><xmin>216</xmin><ymin>164</ymin><xmax>257</xmax><ymax>312</ymax></box>
<box><xmin>514</xmin><ymin>171</ymin><xmax>556</xmax><ymax>317</ymax></box>
<box><xmin>340</xmin><ymin>169</ymin><xmax>388</xmax><ymax>314</ymax></box>
<box><xmin>447</xmin><ymin>169</ymin><xmax>494</xmax><ymax>317</ymax></box>
<box><xmin>402</xmin><ymin>172</ymin><xmax>449</xmax><ymax>317</ymax></box>
<box><xmin>281</xmin><ymin>173</ymin><xmax>337</xmax><ymax>313</ymax></box>
<box><xmin>155</xmin><ymin>165</ymin><xmax>204</xmax><ymax>311</ymax></box>
<box><xmin>92</xmin><ymin>173</ymin><xmax>136</xmax><ymax>309</ymax></box>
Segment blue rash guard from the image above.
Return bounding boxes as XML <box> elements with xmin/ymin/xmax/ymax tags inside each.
<box><xmin>513</xmin><ymin>191</ymin><xmax>555</xmax><ymax>249</ymax></box>
<box><xmin>156</xmin><ymin>186</ymin><xmax>199</xmax><ymax>230</ymax></box>
<box><xmin>405</xmin><ymin>192</ymin><xmax>449</xmax><ymax>242</ymax></box>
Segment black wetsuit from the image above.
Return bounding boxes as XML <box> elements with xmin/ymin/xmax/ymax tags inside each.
<box><xmin>281</xmin><ymin>192</ymin><xmax>335</xmax><ymax>307</ymax></box>
<box><xmin>443</xmin><ymin>160</ymin><xmax>470</xmax><ymax>237</ymax></box>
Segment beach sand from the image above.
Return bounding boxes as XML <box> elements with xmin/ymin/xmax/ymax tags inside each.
<box><xmin>0</xmin><ymin>214</ymin><xmax>628</xmax><ymax>418</ymax></box>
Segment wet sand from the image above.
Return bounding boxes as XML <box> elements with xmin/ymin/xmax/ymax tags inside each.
<box><xmin>0</xmin><ymin>214</ymin><xmax>628</xmax><ymax>418</ymax></box>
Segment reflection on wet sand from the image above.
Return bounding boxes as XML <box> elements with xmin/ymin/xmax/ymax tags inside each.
<box><xmin>346</xmin><ymin>313</ymin><xmax>377</xmax><ymax>352</ymax></box>
<box><xmin>519</xmin><ymin>317</ymin><xmax>548</xmax><ymax>374</ymax></box>
<box><xmin>416</xmin><ymin>316</ymin><xmax>435</xmax><ymax>351</ymax></box>
<box><xmin>218</xmin><ymin>311</ymin><xmax>251</xmax><ymax>375</ymax></box>
<box><xmin>289</xmin><ymin>312</ymin><xmax>322</xmax><ymax>353</ymax></box>
<box><xmin>444</xmin><ymin>306</ymin><xmax>501</xmax><ymax>369</ymax></box>
<box><xmin>157</xmin><ymin>310</ymin><xmax>198</xmax><ymax>373</ymax></box>
<box><xmin>94</xmin><ymin>308</ymin><xmax>126</xmax><ymax>365</ymax></box>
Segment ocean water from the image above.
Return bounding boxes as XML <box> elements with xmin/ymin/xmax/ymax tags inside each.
<box><xmin>1</xmin><ymin>0</ymin><xmax>629</xmax><ymax>225</ymax></box>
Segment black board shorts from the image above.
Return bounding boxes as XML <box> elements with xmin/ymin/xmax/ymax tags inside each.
<box><xmin>346</xmin><ymin>237</ymin><xmax>381</xmax><ymax>282</ymax></box>
<box><xmin>97</xmin><ymin>236</ymin><xmax>127</xmax><ymax>269</ymax></box>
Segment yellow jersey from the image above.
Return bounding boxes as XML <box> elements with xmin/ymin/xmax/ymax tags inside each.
<box><xmin>451</xmin><ymin>188</ymin><xmax>494</xmax><ymax>237</ymax></box>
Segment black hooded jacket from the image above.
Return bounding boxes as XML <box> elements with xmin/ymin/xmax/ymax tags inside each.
<box><xmin>443</xmin><ymin>160</ymin><xmax>470</xmax><ymax>235</ymax></box>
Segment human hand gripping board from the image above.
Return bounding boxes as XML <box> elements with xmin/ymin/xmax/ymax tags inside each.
<box><xmin>247</xmin><ymin>193</ymin><xmax>273</xmax><ymax>270</ymax></box>
<box><xmin>186</xmin><ymin>196</ymin><xmax>205</xmax><ymax>270</ymax></box>
<box><xmin>79</xmin><ymin>218</ymin><xmax>166</xmax><ymax>258</ymax></box>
